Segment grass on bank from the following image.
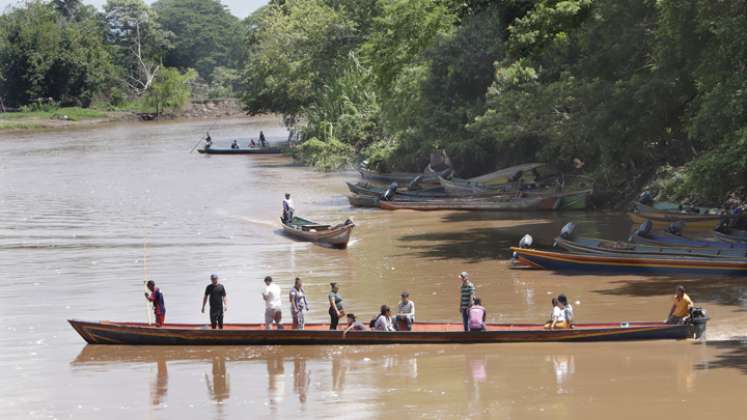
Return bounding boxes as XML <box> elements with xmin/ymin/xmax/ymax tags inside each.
<box><xmin>0</xmin><ymin>106</ymin><xmax>107</xmax><ymax>121</ymax></box>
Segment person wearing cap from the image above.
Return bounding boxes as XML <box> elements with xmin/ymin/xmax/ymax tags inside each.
<box><xmin>667</xmin><ymin>285</ymin><xmax>693</xmax><ymax>324</ymax></box>
<box><xmin>144</xmin><ymin>280</ymin><xmax>166</xmax><ymax>327</ymax></box>
<box><xmin>202</xmin><ymin>274</ymin><xmax>227</xmax><ymax>329</ymax></box>
<box><xmin>262</xmin><ymin>276</ymin><xmax>283</xmax><ymax>330</ymax></box>
<box><xmin>459</xmin><ymin>272</ymin><xmax>475</xmax><ymax>331</ymax></box>
<box><xmin>395</xmin><ymin>292</ymin><xmax>415</xmax><ymax>331</ymax></box>
<box><xmin>328</xmin><ymin>282</ymin><xmax>344</xmax><ymax>330</ymax></box>
<box><xmin>282</xmin><ymin>193</ymin><xmax>294</xmax><ymax>223</ymax></box>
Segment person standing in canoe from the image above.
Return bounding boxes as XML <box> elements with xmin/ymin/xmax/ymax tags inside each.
<box><xmin>282</xmin><ymin>193</ymin><xmax>294</xmax><ymax>223</ymax></box>
<box><xmin>328</xmin><ymin>282</ymin><xmax>344</xmax><ymax>330</ymax></box>
<box><xmin>289</xmin><ymin>277</ymin><xmax>309</xmax><ymax>330</ymax></box>
<box><xmin>259</xmin><ymin>130</ymin><xmax>266</xmax><ymax>147</ymax></box>
<box><xmin>202</xmin><ymin>274</ymin><xmax>227</xmax><ymax>329</ymax></box>
<box><xmin>262</xmin><ymin>276</ymin><xmax>283</xmax><ymax>330</ymax></box>
<box><xmin>231</xmin><ymin>140</ymin><xmax>240</xmax><ymax>149</ymax></box>
<box><xmin>204</xmin><ymin>133</ymin><xmax>212</xmax><ymax>149</ymax></box>
<box><xmin>459</xmin><ymin>272</ymin><xmax>475</xmax><ymax>331</ymax></box>
<box><xmin>667</xmin><ymin>285</ymin><xmax>693</xmax><ymax>324</ymax></box>
<box><xmin>144</xmin><ymin>280</ymin><xmax>166</xmax><ymax>327</ymax></box>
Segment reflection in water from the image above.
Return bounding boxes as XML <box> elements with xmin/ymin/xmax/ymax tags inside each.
<box><xmin>266</xmin><ymin>354</ymin><xmax>285</xmax><ymax>410</ymax></box>
<box><xmin>293</xmin><ymin>357</ymin><xmax>310</xmax><ymax>404</ymax></box>
<box><xmin>331</xmin><ymin>355</ymin><xmax>347</xmax><ymax>393</ymax></box>
<box><xmin>151</xmin><ymin>358</ymin><xmax>168</xmax><ymax>407</ymax></box>
<box><xmin>547</xmin><ymin>354</ymin><xmax>575</xmax><ymax>395</ymax></box>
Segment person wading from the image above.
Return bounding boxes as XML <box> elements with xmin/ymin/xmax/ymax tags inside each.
<box><xmin>144</xmin><ymin>280</ymin><xmax>166</xmax><ymax>327</ymax></box>
<box><xmin>202</xmin><ymin>274</ymin><xmax>227</xmax><ymax>329</ymax></box>
<box><xmin>458</xmin><ymin>272</ymin><xmax>475</xmax><ymax>332</ymax></box>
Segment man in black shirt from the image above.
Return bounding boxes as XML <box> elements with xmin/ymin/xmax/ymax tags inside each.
<box><xmin>202</xmin><ymin>274</ymin><xmax>228</xmax><ymax>329</ymax></box>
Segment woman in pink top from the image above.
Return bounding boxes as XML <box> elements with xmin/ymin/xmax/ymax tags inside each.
<box><xmin>468</xmin><ymin>298</ymin><xmax>487</xmax><ymax>332</ymax></box>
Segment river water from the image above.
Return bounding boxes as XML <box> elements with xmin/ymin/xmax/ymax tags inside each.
<box><xmin>1</xmin><ymin>117</ymin><xmax>746</xmax><ymax>419</ymax></box>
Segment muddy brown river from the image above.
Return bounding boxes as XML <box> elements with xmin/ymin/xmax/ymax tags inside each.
<box><xmin>1</xmin><ymin>117</ymin><xmax>746</xmax><ymax>419</ymax></box>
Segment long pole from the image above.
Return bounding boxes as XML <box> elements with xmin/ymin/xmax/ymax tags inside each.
<box><xmin>189</xmin><ymin>118</ymin><xmax>220</xmax><ymax>153</ymax></box>
<box><xmin>143</xmin><ymin>229</ymin><xmax>153</xmax><ymax>325</ymax></box>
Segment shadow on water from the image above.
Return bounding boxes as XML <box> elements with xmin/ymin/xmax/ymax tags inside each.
<box><xmin>594</xmin><ymin>277</ymin><xmax>747</xmax><ymax>310</ymax></box>
<box><xmin>397</xmin><ymin>219</ymin><xmax>557</xmax><ymax>262</ymax></box>
<box><xmin>695</xmin><ymin>339</ymin><xmax>747</xmax><ymax>375</ymax></box>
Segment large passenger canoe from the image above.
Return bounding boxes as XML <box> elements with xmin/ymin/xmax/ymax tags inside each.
<box><xmin>68</xmin><ymin>320</ymin><xmax>701</xmax><ymax>345</ymax></box>
<box><xmin>511</xmin><ymin>247</ymin><xmax>747</xmax><ymax>276</ymax></box>
<box><xmin>198</xmin><ymin>146</ymin><xmax>282</xmax><ymax>155</ymax></box>
<box><xmin>280</xmin><ymin>216</ymin><xmax>354</xmax><ymax>249</ymax></box>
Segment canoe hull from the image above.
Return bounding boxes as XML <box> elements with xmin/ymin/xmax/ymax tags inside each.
<box><xmin>511</xmin><ymin>247</ymin><xmax>747</xmax><ymax>276</ymax></box>
<box><xmin>628</xmin><ymin>213</ymin><xmax>722</xmax><ymax>230</ymax></box>
<box><xmin>281</xmin><ymin>219</ymin><xmax>354</xmax><ymax>249</ymax></box>
<box><xmin>198</xmin><ymin>147</ymin><xmax>282</xmax><ymax>155</ymax></box>
<box><xmin>629</xmin><ymin>231</ymin><xmax>747</xmax><ymax>250</ymax></box>
<box><xmin>379</xmin><ymin>195</ymin><xmax>554</xmax><ymax>211</ymax></box>
<box><xmin>68</xmin><ymin>320</ymin><xmax>695</xmax><ymax>345</ymax></box>
<box><xmin>555</xmin><ymin>237</ymin><xmax>747</xmax><ymax>259</ymax></box>
<box><xmin>347</xmin><ymin>194</ymin><xmax>380</xmax><ymax>208</ymax></box>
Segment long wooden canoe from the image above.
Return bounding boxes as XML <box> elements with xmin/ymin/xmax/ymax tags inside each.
<box><xmin>469</xmin><ymin>162</ymin><xmax>554</xmax><ymax>185</ymax></box>
<box><xmin>378</xmin><ymin>195</ymin><xmax>556</xmax><ymax>211</ymax></box>
<box><xmin>280</xmin><ymin>216</ymin><xmax>354</xmax><ymax>249</ymax></box>
<box><xmin>347</xmin><ymin>194</ymin><xmax>380</xmax><ymax>208</ymax></box>
<box><xmin>68</xmin><ymin>320</ymin><xmax>699</xmax><ymax>345</ymax></box>
<box><xmin>511</xmin><ymin>247</ymin><xmax>747</xmax><ymax>276</ymax></box>
<box><xmin>628</xmin><ymin>212</ymin><xmax>723</xmax><ymax>230</ymax></box>
<box><xmin>358</xmin><ymin>165</ymin><xmax>452</xmax><ymax>187</ymax></box>
<box><xmin>554</xmin><ymin>236</ymin><xmax>747</xmax><ymax>259</ymax></box>
<box><xmin>714</xmin><ymin>227</ymin><xmax>747</xmax><ymax>244</ymax></box>
<box><xmin>629</xmin><ymin>230</ymin><xmax>747</xmax><ymax>249</ymax></box>
<box><xmin>345</xmin><ymin>181</ymin><xmax>448</xmax><ymax>199</ymax></box>
<box><xmin>198</xmin><ymin>147</ymin><xmax>282</xmax><ymax>155</ymax></box>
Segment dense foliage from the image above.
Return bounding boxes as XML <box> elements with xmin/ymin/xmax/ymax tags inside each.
<box><xmin>241</xmin><ymin>0</ymin><xmax>747</xmax><ymax>204</ymax></box>
<box><xmin>0</xmin><ymin>0</ymin><xmax>245</xmax><ymax>114</ymax></box>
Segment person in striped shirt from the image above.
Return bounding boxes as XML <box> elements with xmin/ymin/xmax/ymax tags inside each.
<box><xmin>458</xmin><ymin>272</ymin><xmax>475</xmax><ymax>331</ymax></box>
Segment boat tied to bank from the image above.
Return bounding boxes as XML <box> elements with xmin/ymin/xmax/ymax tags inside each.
<box><xmin>280</xmin><ymin>216</ymin><xmax>354</xmax><ymax>249</ymax></box>
<box><xmin>68</xmin><ymin>319</ymin><xmax>707</xmax><ymax>345</ymax></box>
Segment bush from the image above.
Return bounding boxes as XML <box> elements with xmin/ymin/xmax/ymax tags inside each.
<box><xmin>292</xmin><ymin>137</ymin><xmax>355</xmax><ymax>170</ymax></box>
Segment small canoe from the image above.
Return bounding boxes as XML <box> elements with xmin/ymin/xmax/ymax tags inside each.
<box><xmin>198</xmin><ymin>147</ymin><xmax>282</xmax><ymax>155</ymax></box>
<box><xmin>554</xmin><ymin>236</ymin><xmax>747</xmax><ymax>259</ymax></box>
<box><xmin>438</xmin><ymin>176</ymin><xmax>516</xmax><ymax>196</ymax></box>
<box><xmin>345</xmin><ymin>182</ymin><xmax>448</xmax><ymax>199</ymax></box>
<box><xmin>280</xmin><ymin>216</ymin><xmax>354</xmax><ymax>249</ymax></box>
<box><xmin>68</xmin><ymin>319</ymin><xmax>701</xmax><ymax>345</ymax></box>
<box><xmin>628</xmin><ymin>212</ymin><xmax>724</xmax><ymax>230</ymax></box>
<box><xmin>358</xmin><ymin>165</ymin><xmax>452</xmax><ymax>187</ymax></box>
<box><xmin>347</xmin><ymin>194</ymin><xmax>380</xmax><ymax>208</ymax></box>
<box><xmin>469</xmin><ymin>163</ymin><xmax>554</xmax><ymax>185</ymax></box>
<box><xmin>378</xmin><ymin>195</ymin><xmax>556</xmax><ymax>211</ymax></box>
<box><xmin>511</xmin><ymin>246</ymin><xmax>747</xmax><ymax>276</ymax></box>
<box><xmin>629</xmin><ymin>230</ymin><xmax>747</xmax><ymax>249</ymax></box>
<box><xmin>714</xmin><ymin>227</ymin><xmax>747</xmax><ymax>244</ymax></box>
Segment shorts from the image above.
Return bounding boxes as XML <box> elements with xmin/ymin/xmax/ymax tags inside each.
<box><xmin>265</xmin><ymin>308</ymin><xmax>282</xmax><ymax>327</ymax></box>
<box><xmin>154</xmin><ymin>311</ymin><xmax>165</xmax><ymax>327</ymax></box>
<box><xmin>210</xmin><ymin>310</ymin><xmax>224</xmax><ymax>329</ymax></box>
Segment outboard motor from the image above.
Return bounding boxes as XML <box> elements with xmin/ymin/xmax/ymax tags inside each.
<box><xmin>665</xmin><ymin>221</ymin><xmax>685</xmax><ymax>236</ymax></box>
<box><xmin>638</xmin><ymin>191</ymin><xmax>654</xmax><ymax>205</ymax></box>
<box><xmin>383</xmin><ymin>182</ymin><xmax>398</xmax><ymax>201</ymax></box>
<box><xmin>511</xmin><ymin>234</ymin><xmax>534</xmax><ymax>266</ymax></box>
<box><xmin>559</xmin><ymin>222</ymin><xmax>576</xmax><ymax>240</ymax></box>
<box><xmin>688</xmin><ymin>307</ymin><xmax>709</xmax><ymax>339</ymax></box>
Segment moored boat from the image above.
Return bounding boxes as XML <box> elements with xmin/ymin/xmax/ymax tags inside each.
<box><xmin>468</xmin><ymin>162</ymin><xmax>555</xmax><ymax>185</ymax></box>
<box><xmin>358</xmin><ymin>165</ymin><xmax>453</xmax><ymax>187</ymax></box>
<box><xmin>554</xmin><ymin>236</ymin><xmax>747</xmax><ymax>259</ymax></box>
<box><xmin>345</xmin><ymin>181</ymin><xmax>448</xmax><ymax>199</ymax></box>
<box><xmin>68</xmin><ymin>319</ymin><xmax>703</xmax><ymax>345</ymax></box>
<box><xmin>629</xmin><ymin>229</ymin><xmax>747</xmax><ymax>249</ymax></box>
<box><xmin>714</xmin><ymin>227</ymin><xmax>747</xmax><ymax>244</ymax></box>
<box><xmin>378</xmin><ymin>195</ymin><xmax>556</xmax><ymax>211</ymax></box>
<box><xmin>628</xmin><ymin>211</ymin><xmax>724</xmax><ymax>230</ymax></box>
<box><xmin>280</xmin><ymin>216</ymin><xmax>354</xmax><ymax>249</ymax></box>
<box><xmin>198</xmin><ymin>146</ymin><xmax>282</xmax><ymax>155</ymax></box>
<box><xmin>347</xmin><ymin>194</ymin><xmax>380</xmax><ymax>208</ymax></box>
<box><xmin>510</xmin><ymin>246</ymin><xmax>747</xmax><ymax>276</ymax></box>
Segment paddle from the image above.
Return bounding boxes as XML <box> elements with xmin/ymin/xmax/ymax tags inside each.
<box><xmin>143</xmin><ymin>230</ymin><xmax>153</xmax><ymax>325</ymax></box>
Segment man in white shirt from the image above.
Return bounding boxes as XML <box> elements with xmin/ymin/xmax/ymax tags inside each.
<box><xmin>282</xmin><ymin>193</ymin><xmax>294</xmax><ymax>223</ymax></box>
<box><xmin>262</xmin><ymin>276</ymin><xmax>283</xmax><ymax>330</ymax></box>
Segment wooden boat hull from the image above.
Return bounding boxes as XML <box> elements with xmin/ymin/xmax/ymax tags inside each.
<box><xmin>629</xmin><ymin>230</ymin><xmax>747</xmax><ymax>249</ymax></box>
<box><xmin>198</xmin><ymin>147</ymin><xmax>282</xmax><ymax>155</ymax></box>
<box><xmin>469</xmin><ymin>162</ymin><xmax>552</xmax><ymax>185</ymax></box>
<box><xmin>714</xmin><ymin>228</ymin><xmax>747</xmax><ymax>244</ymax></box>
<box><xmin>358</xmin><ymin>166</ymin><xmax>452</xmax><ymax>187</ymax></box>
<box><xmin>345</xmin><ymin>182</ymin><xmax>448</xmax><ymax>199</ymax></box>
<box><xmin>628</xmin><ymin>212</ymin><xmax>723</xmax><ymax>230</ymax></box>
<box><xmin>378</xmin><ymin>195</ymin><xmax>555</xmax><ymax>211</ymax></box>
<box><xmin>347</xmin><ymin>194</ymin><xmax>380</xmax><ymax>208</ymax></box>
<box><xmin>555</xmin><ymin>237</ymin><xmax>747</xmax><ymax>259</ymax></box>
<box><xmin>68</xmin><ymin>320</ymin><xmax>696</xmax><ymax>345</ymax></box>
<box><xmin>511</xmin><ymin>247</ymin><xmax>747</xmax><ymax>276</ymax></box>
<box><xmin>280</xmin><ymin>217</ymin><xmax>354</xmax><ymax>249</ymax></box>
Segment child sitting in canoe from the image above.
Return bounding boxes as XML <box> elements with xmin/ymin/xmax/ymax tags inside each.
<box><xmin>545</xmin><ymin>298</ymin><xmax>569</xmax><ymax>329</ymax></box>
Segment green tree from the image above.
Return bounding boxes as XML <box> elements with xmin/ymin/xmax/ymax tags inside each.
<box><xmin>152</xmin><ymin>0</ymin><xmax>242</xmax><ymax>80</ymax></box>
<box><xmin>145</xmin><ymin>67</ymin><xmax>197</xmax><ymax>115</ymax></box>
<box><xmin>0</xmin><ymin>0</ymin><xmax>115</xmax><ymax>107</ymax></box>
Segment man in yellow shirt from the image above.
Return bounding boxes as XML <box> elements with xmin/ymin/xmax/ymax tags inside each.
<box><xmin>666</xmin><ymin>285</ymin><xmax>693</xmax><ymax>324</ymax></box>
